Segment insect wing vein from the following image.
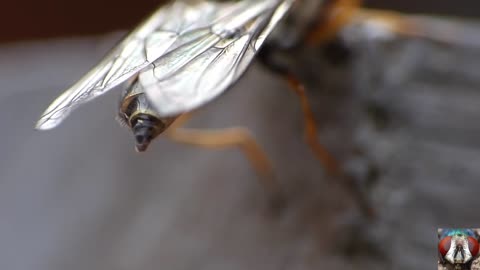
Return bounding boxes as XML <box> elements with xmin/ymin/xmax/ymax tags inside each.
<box><xmin>35</xmin><ymin>1</ymin><xmax>189</xmax><ymax>129</ymax></box>
<box><xmin>144</xmin><ymin>0</ymin><xmax>295</xmax><ymax>116</ymax></box>
<box><xmin>35</xmin><ymin>0</ymin><xmax>294</xmax><ymax>129</ymax></box>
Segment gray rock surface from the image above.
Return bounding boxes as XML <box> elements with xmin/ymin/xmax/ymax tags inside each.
<box><xmin>1</xmin><ymin>17</ymin><xmax>480</xmax><ymax>270</ymax></box>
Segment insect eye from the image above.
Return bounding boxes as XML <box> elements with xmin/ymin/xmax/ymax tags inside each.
<box><xmin>439</xmin><ymin>236</ymin><xmax>452</xmax><ymax>257</ymax></box>
<box><xmin>467</xmin><ymin>237</ymin><xmax>479</xmax><ymax>256</ymax></box>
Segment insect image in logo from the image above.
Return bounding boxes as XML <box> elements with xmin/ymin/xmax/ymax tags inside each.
<box><xmin>438</xmin><ymin>229</ymin><xmax>480</xmax><ymax>270</ymax></box>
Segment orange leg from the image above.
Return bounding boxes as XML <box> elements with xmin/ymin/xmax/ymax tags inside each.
<box><xmin>306</xmin><ymin>0</ymin><xmax>362</xmax><ymax>46</ymax></box>
<box><xmin>257</xmin><ymin>40</ymin><xmax>374</xmax><ymax>218</ymax></box>
<box><xmin>285</xmin><ymin>75</ymin><xmax>375</xmax><ymax>219</ymax></box>
<box><xmin>286</xmin><ymin>75</ymin><xmax>342</xmax><ymax>176</ymax></box>
<box><xmin>165</xmin><ymin>113</ymin><xmax>280</xmax><ymax>197</ymax></box>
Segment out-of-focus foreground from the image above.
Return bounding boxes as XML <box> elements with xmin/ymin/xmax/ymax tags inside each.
<box><xmin>1</xmin><ymin>2</ymin><xmax>480</xmax><ymax>270</ymax></box>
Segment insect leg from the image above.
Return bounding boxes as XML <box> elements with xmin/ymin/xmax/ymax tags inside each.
<box><xmin>305</xmin><ymin>0</ymin><xmax>362</xmax><ymax>46</ymax></box>
<box><xmin>165</xmin><ymin>113</ymin><xmax>281</xmax><ymax>198</ymax></box>
<box><xmin>286</xmin><ymin>76</ymin><xmax>341</xmax><ymax>174</ymax></box>
<box><xmin>257</xmin><ymin>45</ymin><xmax>374</xmax><ymax>218</ymax></box>
<box><xmin>289</xmin><ymin>76</ymin><xmax>374</xmax><ymax>218</ymax></box>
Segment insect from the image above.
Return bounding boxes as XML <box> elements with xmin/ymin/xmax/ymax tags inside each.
<box><xmin>36</xmin><ymin>0</ymin><xmax>295</xmax><ymax>135</ymax></box>
<box><xmin>35</xmin><ymin>0</ymin><xmax>422</xmax><ymax>216</ymax></box>
<box><xmin>438</xmin><ymin>229</ymin><xmax>480</xmax><ymax>270</ymax></box>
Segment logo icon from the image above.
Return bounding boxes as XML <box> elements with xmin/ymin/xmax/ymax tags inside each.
<box><xmin>438</xmin><ymin>229</ymin><xmax>480</xmax><ymax>270</ymax></box>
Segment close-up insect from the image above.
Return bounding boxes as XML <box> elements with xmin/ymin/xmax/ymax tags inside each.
<box><xmin>438</xmin><ymin>229</ymin><xmax>480</xmax><ymax>270</ymax></box>
<box><xmin>34</xmin><ymin>0</ymin><xmax>431</xmax><ymax>217</ymax></box>
<box><xmin>2</xmin><ymin>0</ymin><xmax>480</xmax><ymax>270</ymax></box>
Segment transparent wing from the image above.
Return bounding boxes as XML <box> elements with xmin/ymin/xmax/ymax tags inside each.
<box><xmin>141</xmin><ymin>0</ymin><xmax>294</xmax><ymax>116</ymax></box>
<box><xmin>36</xmin><ymin>0</ymin><xmax>257</xmax><ymax>130</ymax></box>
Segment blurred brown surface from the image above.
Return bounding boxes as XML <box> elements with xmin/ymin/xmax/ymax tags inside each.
<box><xmin>2</xmin><ymin>0</ymin><xmax>162</xmax><ymax>42</ymax></box>
<box><xmin>1</xmin><ymin>0</ymin><xmax>480</xmax><ymax>43</ymax></box>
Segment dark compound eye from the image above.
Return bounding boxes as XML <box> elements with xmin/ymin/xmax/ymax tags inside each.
<box><xmin>468</xmin><ymin>236</ymin><xmax>479</xmax><ymax>256</ymax></box>
<box><xmin>439</xmin><ymin>236</ymin><xmax>452</xmax><ymax>257</ymax></box>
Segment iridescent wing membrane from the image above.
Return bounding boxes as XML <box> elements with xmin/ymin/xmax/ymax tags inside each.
<box><xmin>36</xmin><ymin>0</ymin><xmax>294</xmax><ymax>130</ymax></box>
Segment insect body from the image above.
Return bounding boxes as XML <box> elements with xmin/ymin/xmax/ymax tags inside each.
<box><xmin>438</xmin><ymin>229</ymin><xmax>480</xmax><ymax>270</ymax></box>
<box><xmin>116</xmin><ymin>79</ymin><xmax>177</xmax><ymax>152</ymax></box>
<box><xmin>35</xmin><ymin>0</ymin><xmax>394</xmax><ymax>216</ymax></box>
<box><xmin>36</xmin><ymin>0</ymin><xmax>295</xmax><ymax>151</ymax></box>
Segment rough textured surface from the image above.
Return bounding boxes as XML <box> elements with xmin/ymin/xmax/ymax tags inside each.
<box><xmin>1</xmin><ymin>17</ymin><xmax>480</xmax><ymax>270</ymax></box>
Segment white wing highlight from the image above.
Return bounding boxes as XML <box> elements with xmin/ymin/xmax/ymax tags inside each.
<box><xmin>143</xmin><ymin>0</ymin><xmax>294</xmax><ymax>116</ymax></box>
<box><xmin>36</xmin><ymin>0</ymin><xmax>294</xmax><ymax>129</ymax></box>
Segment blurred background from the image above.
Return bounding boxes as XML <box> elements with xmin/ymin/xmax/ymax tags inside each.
<box><xmin>1</xmin><ymin>0</ymin><xmax>479</xmax><ymax>43</ymax></box>
<box><xmin>1</xmin><ymin>1</ymin><xmax>480</xmax><ymax>270</ymax></box>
